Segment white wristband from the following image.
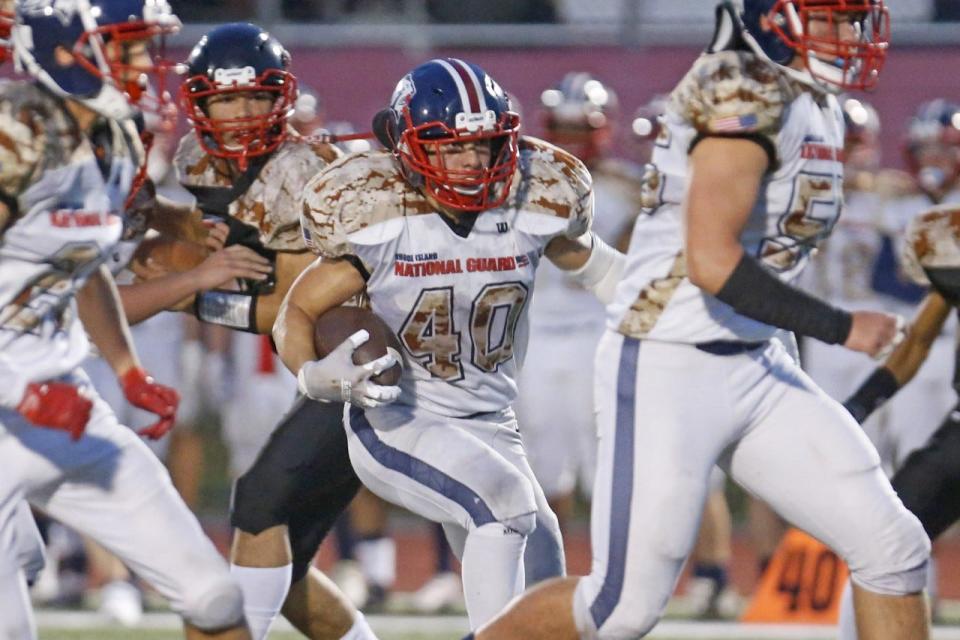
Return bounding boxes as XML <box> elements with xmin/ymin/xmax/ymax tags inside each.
<box><xmin>566</xmin><ymin>232</ymin><xmax>625</xmax><ymax>305</ymax></box>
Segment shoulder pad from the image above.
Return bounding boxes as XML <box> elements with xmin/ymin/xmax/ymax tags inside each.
<box><xmin>512</xmin><ymin>137</ymin><xmax>593</xmax><ymax>238</ymax></box>
<box><xmin>671</xmin><ymin>51</ymin><xmax>789</xmax><ymax>138</ymax></box>
<box><xmin>236</xmin><ymin>138</ymin><xmax>343</xmax><ymax>252</ymax></box>
<box><xmin>0</xmin><ymin>82</ymin><xmax>72</xmax><ymax>200</ymax></box>
<box><xmin>300</xmin><ymin>150</ymin><xmax>423</xmax><ymax>256</ymax></box>
<box><xmin>902</xmin><ymin>205</ymin><xmax>960</xmax><ymax>287</ymax></box>
<box><xmin>174</xmin><ymin>132</ymin><xmax>220</xmax><ymax>188</ymax></box>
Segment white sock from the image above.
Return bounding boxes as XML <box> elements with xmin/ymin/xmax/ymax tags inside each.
<box><xmin>340</xmin><ymin>612</ymin><xmax>379</xmax><ymax>640</ymax></box>
<box><xmin>230</xmin><ymin>563</ymin><xmax>292</xmax><ymax>640</ymax></box>
<box><xmin>461</xmin><ymin>523</ymin><xmax>526</xmax><ymax>629</ymax></box>
<box><xmin>0</xmin><ymin>566</ymin><xmax>36</xmax><ymax>640</ymax></box>
<box><xmin>838</xmin><ymin>579</ymin><xmax>856</xmax><ymax>640</ymax></box>
<box><xmin>354</xmin><ymin>537</ymin><xmax>396</xmax><ymax>589</ymax></box>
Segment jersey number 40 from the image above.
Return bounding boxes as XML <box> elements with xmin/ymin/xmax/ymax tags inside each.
<box><xmin>400</xmin><ymin>282</ymin><xmax>529</xmax><ymax>381</ymax></box>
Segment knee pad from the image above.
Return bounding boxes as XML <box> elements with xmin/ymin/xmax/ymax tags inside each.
<box><xmin>181</xmin><ymin>575</ymin><xmax>245</xmax><ymax>631</ymax></box>
<box><xmin>850</xmin><ymin>511</ymin><xmax>931</xmax><ymax>596</ymax></box>
<box><xmin>500</xmin><ymin>511</ymin><xmax>537</xmax><ymax>537</ymax></box>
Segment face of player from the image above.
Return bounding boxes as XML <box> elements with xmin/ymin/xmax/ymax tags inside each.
<box><xmin>424</xmin><ymin>140</ymin><xmax>492</xmax><ymax>178</ymax></box>
<box><xmin>804</xmin><ymin>11</ymin><xmax>861</xmax><ymax>60</ymax></box>
<box><xmin>205</xmin><ymin>91</ymin><xmax>276</xmax><ymax>147</ymax></box>
<box><xmin>104</xmin><ymin>38</ymin><xmax>153</xmax><ymax>79</ymax></box>
<box><xmin>913</xmin><ymin>142</ymin><xmax>960</xmax><ymax>196</ymax></box>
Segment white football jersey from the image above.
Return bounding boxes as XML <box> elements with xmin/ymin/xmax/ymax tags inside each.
<box><xmin>528</xmin><ymin>158</ymin><xmax>641</xmax><ymax>332</ymax></box>
<box><xmin>0</xmin><ymin>81</ymin><xmax>140</xmax><ymax>406</ymax></box>
<box><xmin>609</xmin><ymin>50</ymin><xmax>845</xmax><ymax>343</ymax></box>
<box><xmin>300</xmin><ymin>138</ymin><xmax>593</xmax><ymax>416</ymax></box>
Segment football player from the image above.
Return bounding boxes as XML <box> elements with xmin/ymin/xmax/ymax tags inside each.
<box><xmin>283</xmin><ymin>58</ymin><xmax>624</xmax><ymax>630</ymax></box>
<box><xmin>467</xmin><ymin>2</ymin><xmax>932</xmax><ymax>639</ymax></box>
<box><xmin>835</xmin><ymin>206</ymin><xmax>960</xmax><ymax>638</ymax></box>
<box><xmin>166</xmin><ymin>22</ymin><xmax>375</xmax><ymax>640</ymax></box>
<box><xmin>0</xmin><ymin>1</ymin><xmax>252</xmax><ymax>638</ymax></box>
<box><xmin>805</xmin><ymin>98</ymin><xmax>958</xmax><ymax>472</ymax></box>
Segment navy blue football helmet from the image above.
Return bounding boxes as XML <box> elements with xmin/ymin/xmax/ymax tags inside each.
<box><xmin>180</xmin><ymin>22</ymin><xmax>297</xmax><ymax>169</ymax></box>
<box><xmin>13</xmin><ymin>0</ymin><xmax>180</xmax><ymax>120</ymax></box>
<box><xmin>540</xmin><ymin>72</ymin><xmax>618</xmax><ymax>165</ymax></box>
<box><xmin>373</xmin><ymin>58</ymin><xmax>520</xmax><ymax>212</ymax></box>
<box><xmin>737</xmin><ymin>0</ymin><xmax>889</xmax><ymax>91</ymax></box>
<box><xmin>904</xmin><ymin>99</ymin><xmax>960</xmax><ymax>196</ymax></box>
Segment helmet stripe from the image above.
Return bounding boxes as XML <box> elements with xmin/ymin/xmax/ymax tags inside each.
<box><xmin>434</xmin><ymin>58</ymin><xmax>481</xmax><ymax>115</ymax></box>
<box><xmin>449</xmin><ymin>58</ymin><xmax>488</xmax><ymax>114</ymax></box>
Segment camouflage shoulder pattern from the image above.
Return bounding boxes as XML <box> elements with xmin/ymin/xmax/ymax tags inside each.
<box><xmin>902</xmin><ymin>204</ymin><xmax>960</xmax><ymax>287</ymax></box>
<box><xmin>173</xmin><ymin>131</ymin><xmax>217</xmax><ymax>189</ymax></box>
<box><xmin>511</xmin><ymin>136</ymin><xmax>593</xmax><ymax>238</ymax></box>
<box><xmin>670</xmin><ymin>50</ymin><xmax>790</xmax><ymax>139</ymax></box>
<box><xmin>234</xmin><ymin>136</ymin><xmax>342</xmax><ymax>251</ymax></box>
<box><xmin>174</xmin><ymin>130</ymin><xmax>342</xmax><ymax>251</ymax></box>
<box><xmin>300</xmin><ymin>149</ymin><xmax>423</xmax><ymax>257</ymax></box>
<box><xmin>0</xmin><ymin>81</ymin><xmax>80</xmax><ymax>204</ymax></box>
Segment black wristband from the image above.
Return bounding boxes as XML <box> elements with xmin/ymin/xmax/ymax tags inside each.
<box><xmin>194</xmin><ymin>289</ymin><xmax>259</xmax><ymax>333</ymax></box>
<box><xmin>843</xmin><ymin>367</ymin><xmax>901</xmax><ymax>424</ymax></box>
<box><xmin>714</xmin><ymin>253</ymin><xmax>853</xmax><ymax>344</ymax></box>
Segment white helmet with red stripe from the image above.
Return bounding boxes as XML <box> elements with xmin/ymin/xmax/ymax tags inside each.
<box><xmin>373</xmin><ymin>57</ymin><xmax>520</xmax><ymax>212</ymax></box>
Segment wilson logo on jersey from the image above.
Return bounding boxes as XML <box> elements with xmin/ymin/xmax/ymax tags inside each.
<box><xmin>393</xmin><ymin>254</ymin><xmax>526</xmax><ymax>278</ymax></box>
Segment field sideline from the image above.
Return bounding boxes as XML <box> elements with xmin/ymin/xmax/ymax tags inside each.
<box><xmin>34</xmin><ymin>612</ymin><xmax>960</xmax><ymax>640</ymax></box>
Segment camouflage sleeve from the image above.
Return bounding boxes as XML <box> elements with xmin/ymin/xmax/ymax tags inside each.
<box><xmin>0</xmin><ymin>102</ymin><xmax>43</xmax><ymax>211</ymax></box>
<box><xmin>901</xmin><ymin>206</ymin><xmax>960</xmax><ymax>299</ymax></box>
<box><xmin>671</xmin><ymin>51</ymin><xmax>787</xmax><ymax>157</ymax></box>
<box><xmin>173</xmin><ymin>132</ymin><xmax>207</xmax><ymax>188</ymax></box>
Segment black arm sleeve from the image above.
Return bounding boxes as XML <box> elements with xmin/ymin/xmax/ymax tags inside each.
<box><xmin>843</xmin><ymin>367</ymin><xmax>901</xmax><ymax>424</ymax></box>
<box><xmin>714</xmin><ymin>253</ymin><xmax>852</xmax><ymax>345</ymax></box>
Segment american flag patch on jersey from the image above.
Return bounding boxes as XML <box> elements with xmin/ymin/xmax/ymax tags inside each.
<box><xmin>710</xmin><ymin>113</ymin><xmax>759</xmax><ymax>132</ymax></box>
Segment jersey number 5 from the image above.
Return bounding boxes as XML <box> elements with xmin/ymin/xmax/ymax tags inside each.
<box><xmin>400</xmin><ymin>282</ymin><xmax>529</xmax><ymax>381</ymax></box>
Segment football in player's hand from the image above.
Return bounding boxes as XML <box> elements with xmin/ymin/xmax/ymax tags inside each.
<box><xmin>313</xmin><ymin>306</ymin><xmax>404</xmax><ymax>386</ymax></box>
<box><xmin>130</xmin><ymin>235</ymin><xmax>208</xmax><ymax>277</ymax></box>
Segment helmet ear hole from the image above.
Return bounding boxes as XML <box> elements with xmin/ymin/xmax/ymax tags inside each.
<box><xmin>372</xmin><ymin>108</ymin><xmax>400</xmax><ymax>150</ymax></box>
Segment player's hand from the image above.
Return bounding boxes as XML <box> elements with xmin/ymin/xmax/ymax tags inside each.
<box><xmin>193</xmin><ymin>245</ymin><xmax>273</xmax><ymax>291</ymax></box>
<box><xmin>16</xmin><ymin>382</ymin><xmax>93</xmax><ymax>441</ymax></box>
<box><xmin>120</xmin><ymin>368</ymin><xmax>180</xmax><ymax>440</ymax></box>
<box><xmin>844</xmin><ymin>311</ymin><xmax>906</xmax><ymax>359</ymax></box>
<box><xmin>297</xmin><ymin>330</ymin><xmax>402</xmax><ymax>409</ymax></box>
<box><xmin>202</xmin><ymin>220</ymin><xmax>230</xmax><ymax>252</ymax></box>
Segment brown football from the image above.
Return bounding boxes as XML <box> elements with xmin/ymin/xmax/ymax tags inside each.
<box><xmin>313</xmin><ymin>306</ymin><xmax>404</xmax><ymax>386</ymax></box>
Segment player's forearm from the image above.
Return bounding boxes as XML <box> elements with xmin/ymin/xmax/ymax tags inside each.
<box><xmin>252</xmin><ymin>251</ymin><xmax>317</xmax><ymax>334</ymax></box>
<box><xmin>77</xmin><ymin>266</ymin><xmax>140</xmax><ymax>377</ymax></box>
<box><xmin>118</xmin><ymin>273</ymin><xmax>208</xmax><ymax>326</ymax></box>
<box><xmin>885</xmin><ymin>291</ymin><xmax>951</xmax><ymax>385</ymax></box>
<box><xmin>843</xmin><ymin>293</ymin><xmax>951</xmax><ymax>423</ymax></box>
<box><xmin>274</xmin><ymin>301</ymin><xmax>319</xmax><ymax>375</ymax></box>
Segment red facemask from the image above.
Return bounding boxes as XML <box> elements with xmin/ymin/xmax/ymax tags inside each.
<box><xmin>0</xmin><ymin>10</ymin><xmax>12</xmax><ymax>66</ymax></box>
<box><xmin>73</xmin><ymin>19</ymin><xmax>180</xmax><ymax>128</ymax></box>
<box><xmin>180</xmin><ymin>69</ymin><xmax>298</xmax><ymax>171</ymax></box>
<box><xmin>398</xmin><ymin>109</ymin><xmax>520</xmax><ymax>212</ymax></box>
<box><xmin>767</xmin><ymin>0</ymin><xmax>890</xmax><ymax>90</ymax></box>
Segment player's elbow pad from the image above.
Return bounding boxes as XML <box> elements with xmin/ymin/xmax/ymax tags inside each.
<box><xmin>567</xmin><ymin>233</ymin><xmax>624</xmax><ymax>305</ymax></box>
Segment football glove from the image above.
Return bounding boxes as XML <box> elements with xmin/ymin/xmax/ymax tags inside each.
<box><xmin>16</xmin><ymin>381</ymin><xmax>93</xmax><ymax>441</ymax></box>
<box><xmin>121</xmin><ymin>367</ymin><xmax>180</xmax><ymax>440</ymax></box>
<box><xmin>297</xmin><ymin>330</ymin><xmax>401</xmax><ymax>409</ymax></box>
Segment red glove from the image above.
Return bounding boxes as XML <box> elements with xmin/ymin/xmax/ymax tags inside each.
<box><xmin>16</xmin><ymin>382</ymin><xmax>93</xmax><ymax>441</ymax></box>
<box><xmin>120</xmin><ymin>367</ymin><xmax>180</xmax><ymax>440</ymax></box>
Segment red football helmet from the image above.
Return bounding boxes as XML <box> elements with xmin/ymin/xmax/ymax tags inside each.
<box><xmin>71</xmin><ymin>0</ymin><xmax>181</xmax><ymax>124</ymax></box>
<box><xmin>904</xmin><ymin>99</ymin><xmax>960</xmax><ymax>198</ymax></box>
<box><xmin>540</xmin><ymin>72</ymin><xmax>618</xmax><ymax>166</ymax></box>
<box><xmin>741</xmin><ymin>0</ymin><xmax>890</xmax><ymax>91</ymax></box>
<box><xmin>180</xmin><ymin>23</ymin><xmax>298</xmax><ymax>170</ymax></box>
<box><xmin>0</xmin><ymin>5</ymin><xmax>12</xmax><ymax>66</ymax></box>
